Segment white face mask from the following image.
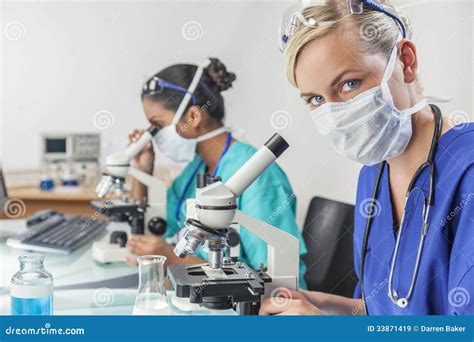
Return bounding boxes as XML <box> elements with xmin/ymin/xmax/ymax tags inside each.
<box><xmin>310</xmin><ymin>35</ymin><xmax>429</xmax><ymax>166</ymax></box>
<box><xmin>154</xmin><ymin>125</ymin><xmax>228</xmax><ymax>163</ymax></box>
<box><xmin>151</xmin><ymin>59</ymin><xmax>228</xmax><ymax>163</ymax></box>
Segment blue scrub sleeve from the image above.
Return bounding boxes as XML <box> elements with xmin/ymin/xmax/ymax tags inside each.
<box><xmin>238</xmin><ymin>184</ymin><xmax>308</xmax><ymax>289</ymax></box>
<box><xmin>446</xmin><ymin>166</ymin><xmax>474</xmax><ymax>315</ymax></box>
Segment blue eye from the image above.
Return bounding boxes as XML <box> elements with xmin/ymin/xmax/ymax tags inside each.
<box><xmin>342</xmin><ymin>80</ymin><xmax>360</xmax><ymax>92</ymax></box>
<box><xmin>309</xmin><ymin>95</ymin><xmax>325</xmax><ymax>106</ymax></box>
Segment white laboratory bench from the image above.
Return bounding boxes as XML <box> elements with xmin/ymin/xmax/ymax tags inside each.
<box><xmin>0</xmin><ymin>220</ymin><xmax>234</xmax><ymax>316</ymax></box>
<box><xmin>0</xmin><ymin>220</ymin><xmax>139</xmax><ymax>315</ymax></box>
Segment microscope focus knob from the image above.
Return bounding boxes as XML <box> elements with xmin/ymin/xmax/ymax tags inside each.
<box><xmin>148</xmin><ymin>217</ymin><xmax>167</xmax><ymax>236</ymax></box>
<box><xmin>227</xmin><ymin>227</ymin><xmax>240</xmax><ymax>248</ymax></box>
<box><xmin>110</xmin><ymin>231</ymin><xmax>128</xmax><ymax>248</ymax></box>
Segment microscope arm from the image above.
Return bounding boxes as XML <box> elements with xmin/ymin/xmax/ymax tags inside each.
<box><xmin>128</xmin><ymin>167</ymin><xmax>167</xmax><ymax>232</ymax></box>
<box><xmin>128</xmin><ymin>167</ymin><xmax>166</xmax><ymax>206</ymax></box>
<box><xmin>234</xmin><ymin>210</ymin><xmax>299</xmax><ymax>291</ymax></box>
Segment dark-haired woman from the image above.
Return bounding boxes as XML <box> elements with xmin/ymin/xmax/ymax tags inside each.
<box><xmin>126</xmin><ymin>58</ymin><xmax>308</xmax><ymax>289</ymax></box>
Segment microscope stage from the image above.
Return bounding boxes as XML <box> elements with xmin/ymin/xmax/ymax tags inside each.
<box><xmin>168</xmin><ymin>261</ymin><xmax>270</xmax><ymax>310</ymax></box>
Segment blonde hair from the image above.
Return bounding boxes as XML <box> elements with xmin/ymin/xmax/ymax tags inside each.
<box><xmin>285</xmin><ymin>0</ymin><xmax>413</xmax><ymax>87</ymax></box>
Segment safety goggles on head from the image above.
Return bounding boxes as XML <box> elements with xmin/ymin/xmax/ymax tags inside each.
<box><xmin>278</xmin><ymin>0</ymin><xmax>407</xmax><ymax>53</ymax></box>
<box><xmin>142</xmin><ymin>77</ymin><xmax>197</xmax><ymax>105</ymax></box>
<box><xmin>279</xmin><ymin>1</ymin><xmax>318</xmax><ymax>53</ymax></box>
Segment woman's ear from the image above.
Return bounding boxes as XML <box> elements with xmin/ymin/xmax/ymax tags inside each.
<box><xmin>186</xmin><ymin>105</ymin><xmax>203</xmax><ymax>129</ymax></box>
<box><xmin>399</xmin><ymin>39</ymin><xmax>418</xmax><ymax>84</ymax></box>
<box><xmin>177</xmin><ymin>105</ymin><xmax>203</xmax><ymax>136</ymax></box>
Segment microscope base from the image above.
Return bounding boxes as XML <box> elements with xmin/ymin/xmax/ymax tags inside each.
<box><xmin>92</xmin><ymin>241</ymin><xmax>129</xmax><ymax>263</ymax></box>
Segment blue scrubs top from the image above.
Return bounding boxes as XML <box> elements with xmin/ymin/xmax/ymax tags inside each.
<box><xmin>165</xmin><ymin>140</ymin><xmax>308</xmax><ymax>289</ymax></box>
<box><xmin>353</xmin><ymin>123</ymin><xmax>474</xmax><ymax>315</ymax></box>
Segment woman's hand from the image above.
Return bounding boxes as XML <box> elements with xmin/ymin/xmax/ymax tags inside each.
<box><xmin>259</xmin><ymin>288</ymin><xmax>326</xmax><ymax>315</ymax></box>
<box><xmin>128</xmin><ymin>129</ymin><xmax>155</xmax><ymax>174</ymax></box>
<box><xmin>124</xmin><ymin>235</ymin><xmax>176</xmax><ymax>266</ymax></box>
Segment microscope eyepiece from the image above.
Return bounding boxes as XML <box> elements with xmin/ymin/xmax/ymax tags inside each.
<box><xmin>224</xmin><ymin>133</ymin><xmax>290</xmax><ymax>198</ymax></box>
<box><xmin>196</xmin><ymin>173</ymin><xmax>222</xmax><ymax>188</ymax></box>
<box><xmin>206</xmin><ymin>175</ymin><xmax>221</xmax><ymax>185</ymax></box>
<box><xmin>196</xmin><ymin>173</ymin><xmax>207</xmax><ymax>189</ymax></box>
<box><xmin>264</xmin><ymin>133</ymin><xmax>289</xmax><ymax>158</ymax></box>
<box><xmin>147</xmin><ymin>125</ymin><xmax>160</xmax><ymax>136</ymax></box>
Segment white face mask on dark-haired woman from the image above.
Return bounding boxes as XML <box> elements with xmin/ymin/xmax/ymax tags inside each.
<box><xmin>310</xmin><ymin>36</ymin><xmax>429</xmax><ymax>166</ymax></box>
<box><xmin>152</xmin><ymin>58</ymin><xmax>227</xmax><ymax>163</ymax></box>
<box><xmin>154</xmin><ymin>125</ymin><xmax>227</xmax><ymax>163</ymax></box>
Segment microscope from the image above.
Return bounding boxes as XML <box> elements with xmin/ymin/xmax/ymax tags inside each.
<box><xmin>91</xmin><ymin>125</ymin><xmax>167</xmax><ymax>263</ymax></box>
<box><xmin>168</xmin><ymin>133</ymin><xmax>300</xmax><ymax>315</ymax></box>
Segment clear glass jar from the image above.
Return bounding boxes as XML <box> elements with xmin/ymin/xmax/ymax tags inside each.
<box><xmin>132</xmin><ymin>255</ymin><xmax>170</xmax><ymax>315</ymax></box>
<box><xmin>10</xmin><ymin>254</ymin><xmax>53</xmax><ymax>315</ymax></box>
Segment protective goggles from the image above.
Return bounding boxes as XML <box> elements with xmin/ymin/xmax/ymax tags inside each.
<box><xmin>142</xmin><ymin>77</ymin><xmax>197</xmax><ymax>105</ymax></box>
<box><xmin>279</xmin><ymin>0</ymin><xmax>407</xmax><ymax>53</ymax></box>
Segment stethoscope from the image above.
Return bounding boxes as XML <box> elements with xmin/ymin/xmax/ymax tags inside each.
<box><xmin>359</xmin><ymin>104</ymin><xmax>443</xmax><ymax>313</ymax></box>
<box><xmin>175</xmin><ymin>132</ymin><xmax>233</xmax><ymax>226</ymax></box>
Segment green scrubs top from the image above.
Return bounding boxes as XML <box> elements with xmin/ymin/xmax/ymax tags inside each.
<box><xmin>165</xmin><ymin>140</ymin><xmax>308</xmax><ymax>289</ymax></box>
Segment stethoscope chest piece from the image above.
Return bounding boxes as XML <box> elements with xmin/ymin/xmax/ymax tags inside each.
<box><xmin>396</xmin><ymin>298</ymin><xmax>408</xmax><ymax>308</ymax></box>
<box><xmin>389</xmin><ymin>290</ymin><xmax>409</xmax><ymax>309</ymax></box>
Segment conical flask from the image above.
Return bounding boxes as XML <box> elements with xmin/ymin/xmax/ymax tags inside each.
<box><xmin>132</xmin><ymin>255</ymin><xmax>170</xmax><ymax>315</ymax></box>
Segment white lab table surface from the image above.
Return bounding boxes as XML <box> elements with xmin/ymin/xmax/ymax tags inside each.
<box><xmin>0</xmin><ymin>220</ymin><xmax>235</xmax><ymax>315</ymax></box>
<box><xmin>0</xmin><ymin>220</ymin><xmax>138</xmax><ymax>315</ymax></box>
<box><xmin>2</xmin><ymin>289</ymin><xmax>137</xmax><ymax>315</ymax></box>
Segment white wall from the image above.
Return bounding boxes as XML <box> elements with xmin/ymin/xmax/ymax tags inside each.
<box><xmin>1</xmin><ymin>0</ymin><xmax>473</xmax><ymax>225</ymax></box>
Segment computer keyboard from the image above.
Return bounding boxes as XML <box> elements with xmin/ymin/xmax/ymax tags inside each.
<box><xmin>7</xmin><ymin>215</ymin><xmax>107</xmax><ymax>254</ymax></box>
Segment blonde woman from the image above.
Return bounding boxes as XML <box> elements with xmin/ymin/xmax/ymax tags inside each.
<box><xmin>261</xmin><ymin>0</ymin><xmax>473</xmax><ymax>315</ymax></box>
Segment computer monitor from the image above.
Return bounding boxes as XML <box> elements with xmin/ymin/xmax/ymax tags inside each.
<box><xmin>0</xmin><ymin>168</ymin><xmax>8</xmax><ymax>209</ymax></box>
